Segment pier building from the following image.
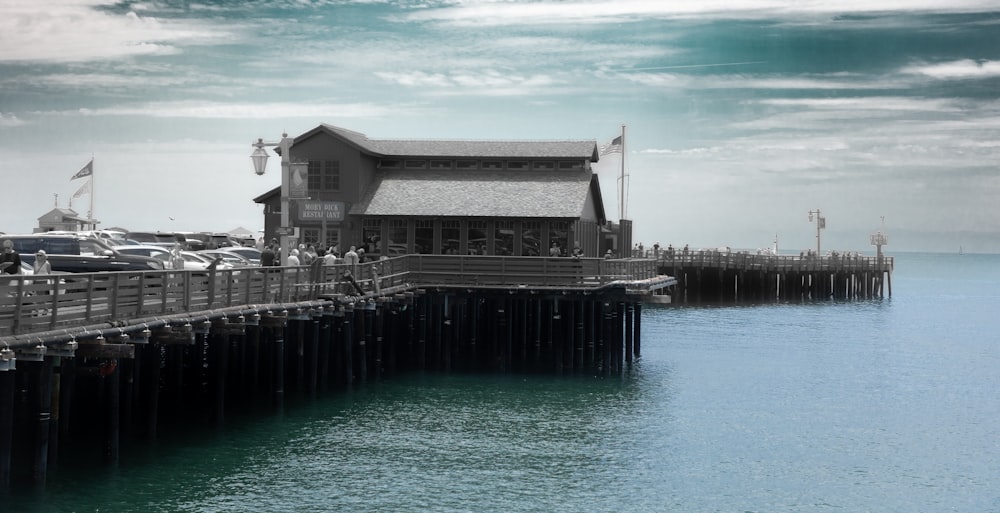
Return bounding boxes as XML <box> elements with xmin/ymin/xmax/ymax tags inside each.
<box><xmin>253</xmin><ymin>124</ymin><xmax>629</xmax><ymax>259</ymax></box>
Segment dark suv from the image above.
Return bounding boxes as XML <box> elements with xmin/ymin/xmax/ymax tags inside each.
<box><xmin>6</xmin><ymin>234</ymin><xmax>164</xmax><ymax>272</ymax></box>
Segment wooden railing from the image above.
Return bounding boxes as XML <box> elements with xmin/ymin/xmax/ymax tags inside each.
<box><xmin>1</xmin><ymin>255</ymin><xmax>663</xmax><ymax>337</ymax></box>
<box><xmin>654</xmin><ymin>251</ymin><xmax>894</xmax><ymax>273</ymax></box>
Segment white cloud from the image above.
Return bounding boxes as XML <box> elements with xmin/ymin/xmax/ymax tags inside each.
<box><xmin>614</xmin><ymin>71</ymin><xmax>906</xmax><ymax>91</ymax></box>
<box><xmin>903</xmin><ymin>59</ymin><xmax>1000</xmax><ymax>79</ymax></box>
<box><xmin>399</xmin><ymin>0</ymin><xmax>1000</xmax><ymax>26</ymax></box>
<box><xmin>0</xmin><ymin>1</ymin><xmax>232</xmax><ymax>63</ymax></box>
<box><xmin>38</xmin><ymin>100</ymin><xmax>429</xmax><ymax>119</ymax></box>
<box><xmin>375</xmin><ymin>69</ymin><xmax>562</xmax><ymax>96</ymax></box>
<box><xmin>756</xmin><ymin>96</ymin><xmax>963</xmax><ymax>112</ymax></box>
<box><xmin>0</xmin><ymin>112</ymin><xmax>26</xmax><ymax>127</ymax></box>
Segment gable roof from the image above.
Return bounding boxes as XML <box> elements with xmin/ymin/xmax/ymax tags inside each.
<box><xmin>352</xmin><ymin>170</ymin><xmax>598</xmax><ymax>218</ymax></box>
<box><xmin>38</xmin><ymin>207</ymin><xmax>87</xmax><ymax>222</ymax></box>
<box><xmin>297</xmin><ymin>124</ymin><xmax>601</xmax><ymax>161</ymax></box>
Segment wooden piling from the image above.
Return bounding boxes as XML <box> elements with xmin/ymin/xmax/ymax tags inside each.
<box><xmin>0</xmin><ymin>369</ymin><xmax>13</xmax><ymax>487</ymax></box>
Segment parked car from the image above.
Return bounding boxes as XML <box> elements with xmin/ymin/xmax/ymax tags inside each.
<box><xmin>198</xmin><ymin>250</ymin><xmax>252</xmax><ymax>267</ymax></box>
<box><xmin>218</xmin><ymin>246</ymin><xmax>261</xmax><ymax>265</ymax></box>
<box><xmin>6</xmin><ymin>234</ymin><xmax>164</xmax><ymax>272</ymax></box>
<box><xmin>118</xmin><ymin>246</ymin><xmax>234</xmax><ymax>270</ymax></box>
<box><xmin>173</xmin><ymin>232</ymin><xmax>206</xmax><ymax>251</ymax></box>
<box><xmin>179</xmin><ymin>251</ymin><xmax>234</xmax><ymax>270</ymax></box>
<box><xmin>115</xmin><ymin>244</ymin><xmax>172</xmax><ymax>259</ymax></box>
<box><xmin>125</xmin><ymin>231</ymin><xmax>188</xmax><ymax>249</ymax></box>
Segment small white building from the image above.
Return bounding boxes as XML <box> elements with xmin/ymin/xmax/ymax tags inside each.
<box><xmin>35</xmin><ymin>208</ymin><xmax>96</xmax><ymax>233</ymax></box>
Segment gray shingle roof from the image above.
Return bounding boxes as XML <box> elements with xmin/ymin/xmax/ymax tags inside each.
<box><xmin>352</xmin><ymin>171</ymin><xmax>594</xmax><ymax>218</ymax></box>
<box><xmin>320</xmin><ymin>124</ymin><xmax>599</xmax><ymax>160</ymax></box>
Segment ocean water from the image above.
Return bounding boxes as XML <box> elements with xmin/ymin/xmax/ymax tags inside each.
<box><xmin>7</xmin><ymin>252</ymin><xmax>1000</xmax><ymax>513</ymax></box>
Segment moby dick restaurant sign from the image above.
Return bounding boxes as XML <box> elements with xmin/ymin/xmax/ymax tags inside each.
<box><xmin>296</xmin><ymin>200</ymin><xmax>345</xmax><ymax>222</ymax></box>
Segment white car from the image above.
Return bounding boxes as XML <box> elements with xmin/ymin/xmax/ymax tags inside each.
<box><xmin>198</xmin><ymin>250</ymin><xmax>253</xmax><ymax>268</ymax></box>
<box><xmin>218</xmin><ymin>247</ymin><xmax>261</xmax><ymax>266</ymax></box>
<box><xmin>117</xmin><ymin>245</ymin><xmax>231</xmax><ymax>270</ymax></box>
<box><xmin>181</xmin><ymin>251</ymin><xmax>234</xmax><ymax>270</ymax></box>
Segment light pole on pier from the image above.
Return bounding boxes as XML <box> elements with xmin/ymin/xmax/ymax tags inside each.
<box><xmin>808</xmin><ymin>209</ymin><xmax>825</xmax><ymax>255</ymax></box>
<box><xmin>870</xmin><ymin>216</ymin><xmax>888</xmax><ymax>261</ymax></box>
<box><xmin>251</xmin><ymin>133</ymin><xmax>308</xmax><ymax>265</ymax></box>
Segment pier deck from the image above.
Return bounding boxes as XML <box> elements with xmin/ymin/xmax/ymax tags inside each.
<box><xmin>0</xmin><ymin>255</ymin><xmax>669</xmax><ymax>488</ymax></box>
<box><xmin>654</xmin><ymin>250</ymin><xmax>894</xmax><ymax>302</ymax></box>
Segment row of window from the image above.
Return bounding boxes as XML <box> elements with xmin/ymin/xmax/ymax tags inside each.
<box><xmin>361</xmin><ymin>218</ymin><xmax>571</xmax><ymax>257</ymax></box>
<box><xmin>379</xmin><ymin>159</ymin><xmax>584</xmax><ymax>171</ymax></box>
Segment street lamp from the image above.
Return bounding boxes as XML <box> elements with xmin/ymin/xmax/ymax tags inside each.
<box><xmin>808</xmin><ymin>208</ymin><xmax>825</xmax><ymax>256</ymax></box>
<box><xmin>251</xmin><ymin>133</ymin><xmax>306</xmax><ymax>264</ymax></box>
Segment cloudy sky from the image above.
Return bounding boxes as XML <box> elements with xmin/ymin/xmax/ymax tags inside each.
<box><xmin>2</xmin><ymin>1</ymin><xmax>999</xmax><ymax>254</ymax></box>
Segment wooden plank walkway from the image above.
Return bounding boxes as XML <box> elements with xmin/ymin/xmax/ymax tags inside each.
<box><xmin>1</xmin><ymin>255</ymin><xmax>670</xmax><ymax>343</ymax></box>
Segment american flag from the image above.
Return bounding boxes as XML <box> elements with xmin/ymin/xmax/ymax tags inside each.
<box><xmin>599</xmin><ymin>135</ymin><xmax>622</xmax><ymax>156</ymax></box>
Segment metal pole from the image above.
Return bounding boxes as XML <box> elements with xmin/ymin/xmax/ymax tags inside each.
<box><xmin>278</xmin><ymin>134</ymin><xmax>292</xmax><ymax>266</ymax></box>
<box><xmin>816</xmin><ymin>211</ymin><xmax>821</xmax><ymax>255</ymax></box>
<box><xmin>809</xmin><ymin>209</ymin><xmax>822</xmax><ymax>255</ymax></box>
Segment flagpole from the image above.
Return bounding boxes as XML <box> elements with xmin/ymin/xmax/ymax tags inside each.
<box><xmin>619</xmin><ymin>124</ymin><xmax>626</xmax><ymax>220</ymax></box>
<box><xmin>89</xmin><ymin>156</ymin><xmax>95</xmax><ymax>230</ymax></box>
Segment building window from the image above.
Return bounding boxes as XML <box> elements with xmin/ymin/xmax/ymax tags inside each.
<box><xmin>549</xmin><ymin>221</ymin><xmax>569</xmax><ymax>256</ymax></box>
<box><xmin>442</xmin><ymin>220</ymin><xmax>460</xmax><ymax>255</ymax></box>
<box><xmin>404</xmin><ymin>160</ymin><xmax>426</xmax><ymax>169</ymax></box>
<box><xmin>308</xmin><ymin>160</ymin><xmax>340</xmax><ymax>191</ymax></box>
<box><xmin>522</xmin><ymin>221</ymin><xmax>540</xmax><ymax>256</ymax></box>
<box><xmin>379</xmin><ymin>159</ymin><xmax>400</xmax><ymax>169</ymax></box>
<box><xmin>456</xmin><ymin>160</ymin><xmax>477</xmax><ymax>170</ymax></box>
<box><xmin>430</xmin><ymin>160</ymin><xmax>452</xmax><ymax>170</ymax></box>
<box><xmin>507</xmin><ymin>161</ymin><xmax>528</xmax><ymax>170</ymax></box>
<box><xmin>495</xmin><ymin>220</ymin><xmax>514</xmax><ymax>256</ymax></box>
<box><xmin>363</xmin><ymin>218</ymin><xmax>382</xmax><ymax>257</ymax></box>
<box><xmin>302</xmin><ymin>228</ymin><xmax>320</xmax><ymax>249</ymax></box>
<box><xmin>558</xmin><ymin>160</ymin><xmax>583</xmax><ymax>170</ymax></box>
<box><xmin>532</xmin><ymin>161</ymin><xmax>556</xmax><ymax>170</ymax></box>
<box><xmin>388</xmin><ymin>219</ymin><xmax>407</xmax><ymax>256</ymax></box>
<box><xmin>469</xmin><ymin>220</ymin><xmax>488</xmax><ymax>255</ymax></box>
<box><xmin>415</xmin><ymin>219</ymin><xmax>434</xmax><ymax>254</ymax></box>
<box><xmin>481</xmin><ymin>161</ymin><xmax>502</xmax><ymax>170</ymax></box>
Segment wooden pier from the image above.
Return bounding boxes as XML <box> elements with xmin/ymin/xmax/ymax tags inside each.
<box><xmin>654</xmin><ymin>250</ymin><xmax>893</xmax><ymax>303</ymax></box>
<box><xmin>0</xmin><ymin>255</ymin><xmax>671</xmax><ymax>488</ymax></box>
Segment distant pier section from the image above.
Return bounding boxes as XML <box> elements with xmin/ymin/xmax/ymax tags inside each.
<box><xmin>651</xmin><ymin>250</ymin><xmax>893</xmax><ymax>303</ymax></box>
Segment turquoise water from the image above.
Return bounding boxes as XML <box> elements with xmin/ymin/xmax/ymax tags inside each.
<box><xmin>7</xmin><ymin>252</ymin><xmax>1000</xmax><ymax>512</ymax></box>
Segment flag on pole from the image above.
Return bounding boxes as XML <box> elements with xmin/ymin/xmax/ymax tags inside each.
<box><xmin>72</xmin><ymin>178</ymin><xmax>92</xmax><ymax>199</ymax></box>
<box><xmin>72</xmin><ymin>159</ymin><xmax>93</xmax><ymax>180</ymax></box>
<box><xmin>599</xmin><ymin>135</ymin><xmax>622</xmax><ymax>156</ymax></box>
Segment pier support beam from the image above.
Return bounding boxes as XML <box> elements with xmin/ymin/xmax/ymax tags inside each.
<box><xmin>0</xmin><ymin>368</ymin><xmax>13</xmax><ymax>488</ymax></box>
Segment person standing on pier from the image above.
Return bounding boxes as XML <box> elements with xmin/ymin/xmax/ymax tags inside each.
<box><xmin>1</xmin><ymin>239</ymin><xmax>21</xmax><ymax>275</ymax></box>
<box><xmin>550</xmin><ymin>242</ymin><xmax>562</xmax><ymax>257</ymax></box>
<box><xmin>170</xmin><ymin>244</ymin><xmax>185</xmax><ymax>270</ymax></box>
<box><xmin>344</xmin><ymin>246</ymin><xmax>360</xmax><ymax>276</ymax></box>
<box><xmin>323</xmin><ymin>248</ymin><xmax>338</xmax><ymax>266</ymax></box>
<box><xmin>286</xmin><ymin>248</ymin><xmax>300</xmax><ymax>266</ymax></box>
<box><xmin>32</xmin><ymin>250</ymin><xmax>51</xmax><ymax>275</ymax></box>
<box><xmin>260</xmin><ymin>243</ymin><xmax>276</xmax><ymax>267</ymax></box>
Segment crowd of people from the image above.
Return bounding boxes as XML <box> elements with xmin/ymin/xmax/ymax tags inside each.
<box><xmin>256</xmin><ymin>239</ymin><xmax>368</xmax><ymax>272</ymax></box>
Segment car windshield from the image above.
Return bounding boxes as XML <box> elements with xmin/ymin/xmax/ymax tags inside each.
<box><xmin>78</xmin><ymin>238</ymin><xmax>112</xmax><ymax>256</ymax></box>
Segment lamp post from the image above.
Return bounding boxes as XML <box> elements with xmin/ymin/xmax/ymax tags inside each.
<box><xmin>251</xmin><ymin>133</ymin><xmax>306</xmax><ymax>265</ymax></box>
<box><xmin>870</xmin><ymin>216</ymin><xmax>888</xmax><ymax>261</ymax></box>
<box><xmin>807</xmin><ymin>208</ymin><xmax>825</xmax><ymax>256</ymax></box>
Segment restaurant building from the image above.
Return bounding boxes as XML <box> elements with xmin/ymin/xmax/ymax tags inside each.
<box><xmin>253</xmin><ymin>124</ymin><xmax>629</xmax><ymax>258</ymax></box>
